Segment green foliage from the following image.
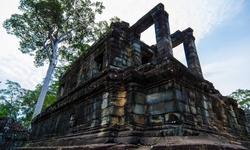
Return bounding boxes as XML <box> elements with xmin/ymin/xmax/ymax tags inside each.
<box><xmin>59</xmin><ymin>43</ymin><xmax>90</xmax><ymax>64</ymax></box>
<box><xmin>230</xmin><ymin>89</ymin><xmax>250</xmax><ymax>123</ymax></box>
<box><xmin>0</xmin><ymin>80</ymin><xmax>24</xmax><ymax>120</ymax></box>
<box><xmin>0</xmin><ymin>79</ymin><xmax>58</xmax><ymax>128</ymax></box>
<box><xmin>3</xmin><ymin>0</ymin><xmax>105</xmax><ymax>67</ymax></box>
<box><xmin>109</xmin><ymin>16</ymin><xmax>121</xmax><ymax>23</ymax></box>
<box><xmin>0</xmin><ymin>104</ymin><xmax>7</xmax><ymax>117</ymax></box>
<box><xmin>230</xmin><ymin>89</ymin><xmax>250</xmax><ymax>109</ymax></box>
<box><xmin>21</xmin><ymin>83</ymin><xmax>57</xmax><ymax>127</ymax></box>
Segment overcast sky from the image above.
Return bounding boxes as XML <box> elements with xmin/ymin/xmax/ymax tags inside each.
<box><xmin>0</xmin><ymin>0</ymin><xmax>249</xmax><ymax>96</ymax></box>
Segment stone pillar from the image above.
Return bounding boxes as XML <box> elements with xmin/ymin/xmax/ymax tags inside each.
<box><xmin>130</xmin><ymin>32</ymin><xmax>142</xmax><ymax>66</ymax></box>
<box><xmin>125</xmin><ymin>83</ymin><xmax>147</xmax><ymax>126</ymax></box>
<box><xmin>183</xmin><ymin>28</ymin><xmax>203</xmax><ymax>78</ymax></box>
<box><xmin>154</xmin><ymin>11</ymin><xmax>173</xmax><ymax>60</ymax></box>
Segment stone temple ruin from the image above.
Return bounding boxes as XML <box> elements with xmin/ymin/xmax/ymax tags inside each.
<box><xmin>0</xmin><ymin>117</ymin><xmax>28</xmax><ymax>149</ymax></box>
<box><xmin>22</xmin><ymin>3</ymin><xmax>250</xmax><ymax>149</ymax></box>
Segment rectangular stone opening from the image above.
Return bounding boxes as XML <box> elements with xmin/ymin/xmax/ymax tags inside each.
<box><xmin>60</xmin><ymin>84</ymin><xmax>65</xmax><ymax>97</ymax></box>
<box><xmin>141</xmin><ymin>42</ymin><xmax>154</xmax><ymax>64</ymax></box>
<box><xmin>94</xmin><ymin>52</ymin><xmax>104</xmax><ymax>73</ymax></box>
<box><xmin>69</xmin><ymin>114</ymin><xmax>76</xmax><ymax>127</ymax></box>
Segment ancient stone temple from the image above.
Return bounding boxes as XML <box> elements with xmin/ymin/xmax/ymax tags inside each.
<box><xmin>22</xmin><ymin>3</ymin><xmax>250</xmax><ymax>149</ymax></box>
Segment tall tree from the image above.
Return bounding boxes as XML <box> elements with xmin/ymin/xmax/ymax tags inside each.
<box><xmin>3</xmin><ymin>0</ymin><xmax>104</xmax><ymax>118</ymax></box>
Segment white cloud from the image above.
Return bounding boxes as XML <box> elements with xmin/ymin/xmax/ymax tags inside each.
<box><xmin>202</xmin><ymin>51</ymin><xmax>249</xmax><ymax>95</ymax></box>
<box><xmin>0</xmin><ymin>51</ymin><xmax>47</xmax><ymax>90</ymax></box>
<box><xmin>198</xmin><ymin>9</ymin><xmax>250</xmax><ymax>95</ymax></box>
<box><xmin>166</xmin><ymin>0</ymin><xmax>244</xmax><ymax>42</ymax></box>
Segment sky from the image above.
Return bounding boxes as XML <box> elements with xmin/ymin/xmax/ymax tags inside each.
<box><xmin>0</xmin><ymin>0</ymin><xmax>249</xmax><ymax>96</ymax></box>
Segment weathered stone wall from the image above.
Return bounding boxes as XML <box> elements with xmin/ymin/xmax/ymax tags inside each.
<box><xmin>29</xmin><ymin>57</ymin><xmax>250</xmax><ymax>147</ymax></box>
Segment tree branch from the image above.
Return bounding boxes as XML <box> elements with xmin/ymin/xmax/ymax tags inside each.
<box><xmin>58</xmin><ymin>25</ymin><xmax>81</xmax><ymax>42</ymax></box>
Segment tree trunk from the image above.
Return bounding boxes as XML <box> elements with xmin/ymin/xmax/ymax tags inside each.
<box><xmin>32</xmin><ymin>60</ymin><xmax>56</xmax><ymax>119</ymax></box>
<box><xmin>32</xmin><ymin>42</ymin><xmax>58</xmax><ymax>119</ymax></box>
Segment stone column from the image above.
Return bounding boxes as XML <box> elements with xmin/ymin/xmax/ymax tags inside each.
<box><xmin>154</xmin><ymin>11</ymin><xmax>173</xmax><ymax>60</ymax></box>
<box><xmin>183</xmin><ymin>28</ymin><xmax>203</xmax><ymax>78</ymax></box>
<box><xmin>130</xmin><ymin>32</ymin><xmax>142</xmax><ymax>66</ymax></box>
<box><xmin>124</xmin><ymin>82</ymin><xmax>147</xmax><ymax>126</ymax></box>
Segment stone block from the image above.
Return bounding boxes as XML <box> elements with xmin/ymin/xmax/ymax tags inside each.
<box><xmin>133</xmin><ymin>114</ymin><xmax>147</xmax><ymax>125</ymax></box>
<box><xmin>147</xmin><ymin>87</ymin><xmax>159</xmax><ymax>94</ymax></box>
<box><xmin>202</xmin><ymin>101</ymin><xmax>208</xmax><ymax>110</ymax></box>
<box><xmin>202</xmin><ymin>95</ymin><xmax>208</xmax><ymax>101</ymax></box>
<box><xmin>148</xmin><ymin>101</ymin><xmax>176</xmax><ymax>115</ymax></box>
<box><xmin>111</xmin><ymin>97</ymin><xmax>126</xmax><ymax>106</ymax></box>
<box><xmin>118</xmin><ymin>130</ymin><xmax>143</xmax><ymax>137</ymax></box>
<box><xmin>114</xmin><ymin>136</ymin><xmax>140</xmax><ymax>144</ymax></box>
<box><xmin>102</xmin><ymin>92</ymin><xmax>109</xmax><ymax>99</ymax></box>
<box><xmin>195</xmin><ymin>91</ymin><xmax>202</xmax><ymax>99</ymax></box>
<box><xmin>174</xmin><ymin>82</ymin><xmax>181</xmax><ymax>90</ymax></box>
<box><xmin>143</xmin><ymin>130</ymin><xmax>162</xmax><ymax>137</ymax></box>
<box><xmin>92</xmin><ymin>110</ymin><xmax>101</xmax><ymax>120</ymax></box>
<box><xmin>188</xmin><ymin>90</ymin><xmax>195</xmax><ymax>98</ymax></box>
<box><xmin>101</xmin><ymin>98</ymin><xmax>108</xmax><ymax>109</ymax></box>
<box><xmin>133</xmin><ymin>104</ymin><xmax>146</xmax><ymax>115</ymax></box>
<box><xmin>165</xmin><ymin>113</ymin><xmax>183</xmax><ymax>124</ymax></box>
<box><xmin>96</xmin><ymin>101</ymin><xmax>101</xmax><ymax>110</ymax></box>
<box><xmin>184</xmin><ymin>113</ymin><xmax>195</xmax><ymax>124</ymax></box>
<box><xmin>196</xmin><ymin>99</ymin><xmax>203</xmax><ymax>108</ymax></box>
<box><xmin>91</xmin><ymin>119</ymin><xmax>101</xmax><ymax>127</ymax></box>
<box><xmin>102</xmin><ymin>105</ymin><xmax>124</xmax><ymax>117</ymax></box>
<box><xmin>190</xmin><ymin>106</ymin><xmax>197</xmax><ymax>114</ymax></box>
<box><xmin>178</xmin><ymin>102</ymin><xmax>189</xmax><ymax>113</ymax></box>
<box><xmin>110</xmin><ymin>65</ymin><xmax>122</xmax><ymax>70</ymax></box>
<box><xmin>149</xmin><ymin>115</ymin><xmax>164</xmax><ymax>124</ymax></box>
<box><xmin>134</xmin><ymin>92</ymin><xmax>146</xmax><ymax>104</ymax></box>
<box><xmin>101</xmin><ymin>107</ymin><xmax>110</xmax><ymax>117</ymax></box>
<box><xmin>208</xmin><ymin>101</ymin><xmax>212</xmax><ymax>110</ymax></box>
<box><xmin>146</xmin><ymin>91</ymin><xmax>174</xmax><ymax>104</ymax></box>
<box><xmin>110</xmin><ymin>116</ymin><xmax>124</xmax><ymax>125</ymax></box>
<box><xmin>204</xmin><ymin>110</ymin><xmax>209</xmax><ymax>117</ymax></box>
<box><xmin>147</xmin><ymin>93</ymin><xmax>162</xmax><ymax>104</ymax></box>
<box><xmin>124</xmin><ymin>114</ymin><xmax>133</xmax><ymax>123</ymax></box>
<box><xmin>175</xmin><ymin>89</ymin><xmax>184</xmax><ymax>102</ymax></box>
<box><xmin>202</xmin><ymin>116</ymin><xmax>209</xmax><ymax>125</ymax></box>
<box><xmin>189</xmin><ymin>97</ymin><xmax>196</xmax><ymax>106</ymax></box>
<box><xmin>196</xmin><ymin>107</ymin><xmax>202</xmax><ymax>115</ymax></box>
<box><xmin>132</xmin><ymin>43</ymin><xmax>141</xmax><ymax>52</ymax></box>
<box><xmin>101</xmin><ymin>116</ymin><xmax>110</xmax><ymax>125</ymax></box>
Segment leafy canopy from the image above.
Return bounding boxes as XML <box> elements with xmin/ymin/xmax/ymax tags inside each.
<box><xmin>230</xmin><ymin>89</ymin><xmax>250</xmax><ymax>109</ymax></box>
<box><xmin>0</xmin><ymin>79</ymin><xmax>58</xmax><ymax>128</ymax></box>
<box><xmin>3</xmin><ymin>0</ymin><xmax>105</xmax><ymax>67</ymax></box>
<box><xmin>0</xmin><ymin>80</ymin><xmax>25</xmax><ymax>120</ymax></box>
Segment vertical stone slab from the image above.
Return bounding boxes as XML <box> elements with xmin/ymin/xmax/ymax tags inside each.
<box><xmin>124</xmin><ymin>83</ymin><xmax>147</xmax><ymax>125</ymax></box>
<box><xmin>103</xmin><ymin>41</ymin><xmax>109</xmax><ymax>70</ymax></box>
<box><xmin>154</xmin><ymin>11</ymin><xmax>173</xmax><ymax>60</ymax></box>
<box><xmin>130</xmin><ymin>32</ymin><xmax>142</xmax><ymax>66</ymax></box>
<box><xmin>183</xmin><ymin>28</ymin><xmax>203</xmax><ymax>78</ymax></box>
